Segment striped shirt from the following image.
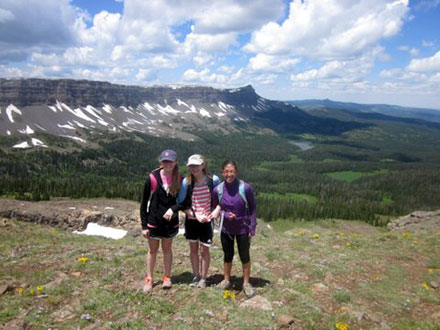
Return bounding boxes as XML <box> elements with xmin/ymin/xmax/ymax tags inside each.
<box><xmin>190</xmin><ymin>183</ymin><xmax>211</xmax><ymax>218</ymax></box>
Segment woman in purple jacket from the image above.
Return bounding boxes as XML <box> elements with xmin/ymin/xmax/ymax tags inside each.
<box><xmin>212</xmin><ymin>160</ymin><xmax>257</xmax><ymax>298</ymax></box>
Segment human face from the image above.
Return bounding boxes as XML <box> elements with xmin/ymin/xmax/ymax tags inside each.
<box><xmin>222</xmin><ymin>164</ymin><xmax>237</xmax><ymax>183</ymax></box>
<box><xmin>161</xmin><ymin>160</ymin><xmax>176</xmax><ymax>174</ymax></box>
<box><xmin>189</xmin><ymin>164</ymin><xmax>204</xmax><ymax>178</ymax></box>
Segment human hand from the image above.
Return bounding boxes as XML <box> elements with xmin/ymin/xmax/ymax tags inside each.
<box><xmin>163</xmin><ymin>208</ymin><xmax>174</xmax><ymax>221</ymax></box>
<box><xmin>229</xmin><ymin>212</ymin><xmax>236</xmax><ymax>220</ymax></box>
<box><xmin>209</xmin><ymin>206</ymin><xmax>220</xmax><ymax>220</ymax></box>
<box><xmin>142</xmin><ymin>229</ymin><xmax>150</xmax><ymax>239</ymax></box>
<box><xmin>195</xmin><ymin>212</ymin><xmax>208</xmax><ymax>223</ymax></box>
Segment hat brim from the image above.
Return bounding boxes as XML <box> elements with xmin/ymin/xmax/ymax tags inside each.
<box><xmin>187</xmin><ymin>161</ymin><xmax>203</xmax><ymax>166</ymax></box>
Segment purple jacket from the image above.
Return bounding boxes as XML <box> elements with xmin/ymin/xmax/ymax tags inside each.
<box><xmin>213</xmin><ymin>179</ymin><xmax>257</xmax><ymax>235</ymax></box>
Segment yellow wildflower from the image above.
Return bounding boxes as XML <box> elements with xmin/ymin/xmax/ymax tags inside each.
<box><xmin>37</xmin><ymin>285</ymin><xmax>43</xmax><ymax>291</ymax></box>
<box><xmin>222</xmin><ymin>290</ymin><xmax>231</xmax><ymax>299</ymax></box>
<box><xmin>402</xmin><ymin>232</ymin><xmax>410</xmax><ymax>237</ymax></box>
<box><xmin>335</xmin><ymin>322</ymin><xmax>349</xmax><ymax>330</ymax></box>
<box><xmin>297</xmin><ymin>230</ymin><xmax>305</xmax><ymax>236</ymax></box>
<box><xmin>339</xmin><ymin>232</ymin><xmax>345</xmax><ymax>236</ymax></box>
<box><xmin>230</xmin><ymin>292</ymin><xmax>236</xmax><ymax>299</ymax></box>
<box><xmin>421</xmin><ymin>282</ymin><xmax>429</xmax><ymax>290</ymax></box>
<box><xmin>428</xmin><ymin>268</ymin><xmax>434</xmax><ymax>273</ymax></box>
<box><xmin>345</xmin><ymin>242</ymin><xmax>351</xmax><ymax>248</ymax></box>
<box><xmin>16</xmin><ymin>287</ymin><xmax>25</xmax><ymax>294</ymax></box>
<box><xmin>77</xmin><ymin>256</ymin><xmax>89</xmax><ymax>264</ymax></box>
<box><xmin>29</xmin><ymin>289</ymin><xmax>36</xmax><ymax>295</ymax></box>
<box><xmin>312</xmin><ymin>234</ymin><xmax>320</xmax><ymax>239</ymax></box>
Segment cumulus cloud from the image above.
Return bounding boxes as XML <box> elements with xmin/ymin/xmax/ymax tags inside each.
<box><xmin>245</xmin><ymin>0</ymin><xmax>409</xmax><ymax>60</ymax></box>
<box><xmin>248</xmin><ymin>53</ymin><xmax>300</xmax><ymax>73</ymax></box>
<box><xmin>0</xmin><ymin>0</ymin><xmax>80</xmax><ymax>48</ymax></box>
<box><xmin>191</xmin><ymin>0</ymin><xmax>284</xmax><ymax>34</ymax></box>
<box><xmin>407</xmin><ymin>50</ymin><xmax>440</xmax><ymax>72</ymax></box>
<box><xmin>291</xmin><ymin>48</ymin><xmax>381</xmax><ymax>83</ymax></box>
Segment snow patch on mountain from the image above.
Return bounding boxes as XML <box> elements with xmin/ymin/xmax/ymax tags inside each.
<box><xmin>6</xmin><ymin>104</ymin><xmax>22</xmax><ymax>123</ymax></box>
<box><xmin>102</xmin><ymin>104</ymin><xmax>113</xmax><ymax>114</ymax></box>
<box><xmin>13</xmin><ymin>141</ymin><xmax>31</xmax><ymax>149</ymax></box>
<box><xmin>31</xmin><ymin>138</ymin><xmax>47</xmax><ymax>147</ymax></box>
<box><xmin>58</xmin><ymin>124</ymin><xmax>75</xmax><ymax>130</ymax></box>
<box><xmin>199</xmin><ymin>108</ymin><xmax>211</xmax><ymax>117</ymax></box>
<box><xmin>18</xmin><ymin>125</ymin><xmax>34</xmax><ymax>134</ymax></box>
<box><xmin>62</xmin><ymin>135</ymin><xmax>86</xmax><ymax>143</ymax></box>
<box><xmin>157</xmin><ymin>104</ymin><xmax>181</xmax><ymax>116</ymax></box>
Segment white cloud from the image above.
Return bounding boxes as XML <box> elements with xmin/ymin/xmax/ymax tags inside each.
<box><xmin>291</xmin><ymin>48</ymin><xmax>380</xmax><ymax>83</ymax></box>
<box><xmin>422</xmin><ymin>40</ymin><xmax>435</xmax><ymax>48</ymax></box>
<box><xmin>192</xmin><ymin>0</ymin><xmax>284</xmax><ymax>34</ymax></box>
<box><xmin>184</xmin><ymin>31</ymin><xmax>239</xmax><ymax>53</ymax></box>
<box><xmin>407</xmin><ymin>50</ymin><xmax>440</xmax><ymax>72</ymax></box>
<box><xmin>248</xmin><ymin>53</ymin><xmax>300</xmax><ymax>73</ymax></box>
<box><xmin>398</xmin><ymin>45</ymin><xmax>420</xmax><ymax>56</ymax></box>
<box><xmin>0</xmin><ymin>0</ymin><xmax>79</xmax><ymax>48</ymax></box>
<box><xmin>0</xmin><ymin>8</ymin><xmax>14</xmax><ymax>22</ymax></box>
<box><xmin>245</xmin><ymin>0</ymin><xmax>409</xmax><ymax>60</ymax></box>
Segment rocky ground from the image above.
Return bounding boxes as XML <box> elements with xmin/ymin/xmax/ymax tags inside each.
<box><xmin>1</xmin><ymin>198</ymin><xmax>440</xmax><ymax>329</ymax></box>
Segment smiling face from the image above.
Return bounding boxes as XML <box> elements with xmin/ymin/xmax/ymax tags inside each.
<box><xmin>189</xmin><ymin>164</ymin><xmax>205</xmax><ymax>178</ymax></box>
<box><xmin>161</xmin><ymin>160</ymin><xmax>176</xmax><ymax>174</ymax></box>
<box><xmin>222</xmin><ymin>163</ymin><xmax>237</xmax><ymax>183</ymax></box>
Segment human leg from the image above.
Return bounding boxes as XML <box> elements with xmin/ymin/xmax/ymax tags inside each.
<box><xmin>144</xmin><ymin>237</ymin><xmax>160</xmax><ymax>293</ymax></box>
<box><xmin>189</xmin><ymin>241</ymin><xmax>200</xmax><ymax>278</ymax></box>
<box><xmin>236</xmin><ymin>234</ymin><xmax>254</xmax><ymax>297</ymax></box>
<box><xmin>220</xmin><ymin>232</ymin><xmax>234</xmax><ymax>287</ymax></box>
<box><xmin>146</xmin><ymin>237</ymin><xmax>160</xmax><ymax>280</ymax></box>
<box><xmin>200</xmin><ymin>244</ymin><xmax>210</xmax><ymax>280</ymax></box>
<box><xmin>161</xmin><ymin>238</ymin><xmax>173</xmax><ymax>288</ymax></box>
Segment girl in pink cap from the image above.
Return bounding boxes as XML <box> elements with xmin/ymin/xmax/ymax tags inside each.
<box><xmin>140</xmin><ymin>149</ymin><xmax>182</xmax><ymax>293</ymax></box>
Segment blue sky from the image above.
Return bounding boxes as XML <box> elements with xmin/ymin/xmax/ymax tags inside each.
<box><xmin>1</xmin><ymin>0</ymin><xmax>439</xmax><ymax>109</ymax></box>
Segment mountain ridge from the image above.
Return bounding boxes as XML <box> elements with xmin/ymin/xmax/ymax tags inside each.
<box><xmin>0</xmin><ymin>78</ymin><xmax>366</xmax><ymax>147</ymax></box>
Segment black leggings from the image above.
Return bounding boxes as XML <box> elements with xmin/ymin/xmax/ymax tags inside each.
<box><xmin>221</xmin><ymin>233</ymin><xmax>251</xmax><ymax>264</ymax></box>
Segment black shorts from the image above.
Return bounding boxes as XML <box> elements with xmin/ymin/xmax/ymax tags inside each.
<box><xmin>147</xmin><ymin>223</ymin><xmax>179</xmax><ymax>240</ymax></box>
<box><xmin>184</xmin><ymin>218</ymin><xmax>213</xmax><ymax>247</ymax></box>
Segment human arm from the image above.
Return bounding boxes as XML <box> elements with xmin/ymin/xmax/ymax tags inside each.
<box><xmin>140</xmin><ymin>177</ymin><xmax>151</xmax><ymax>236</ymax></box>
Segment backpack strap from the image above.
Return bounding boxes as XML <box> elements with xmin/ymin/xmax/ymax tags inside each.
<box><xmin>178</xmin><ymin>177</ymin><xmax>189</xmax><ymax>204</ymax></box>
<box><xmin>238</xmin><ymin>180</ymin><xmax>249</xmax><ymax>210</ymax></box>
<box><xmin>217</xmin><ymin>181</ymin><xmax>224</xmax><ymax>204</ymax></box>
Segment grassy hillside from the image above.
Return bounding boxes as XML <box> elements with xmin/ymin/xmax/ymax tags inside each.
<box><xmin>1</xmin><ymin>217</ymin><xmax>439</xmax><ymax>329</ymax></box>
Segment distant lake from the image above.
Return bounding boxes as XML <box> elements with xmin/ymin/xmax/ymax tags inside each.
<box><xmin>289</xmin><ymin>140</ymin><xmax>314</xmax><ymax>151</ymax></box>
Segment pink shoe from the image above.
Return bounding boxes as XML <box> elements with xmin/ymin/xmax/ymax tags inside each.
<box><xmin>162</xmin><ymin>275</ymin><xmax>172</xmax><ymax>289</ymax></box>
<box><xmin>143</xmin><ymin>277</ymin><xmax>153</xmax><ymax>294</ymax></box>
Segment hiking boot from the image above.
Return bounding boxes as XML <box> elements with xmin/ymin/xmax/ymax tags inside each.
<box><xmin>143</xmin><ymin>277</ymin><xmax>153</xmax><ymax>294</ymax></box>
<box><xmin>197</xmin><ymin>279</ymin><xmax>207</xmax><ymax>289</ymax></box>
<box><xmin>243</xmin><ymin>283</ymin><xmax>255</xmax><ymax>298</ymax></box>
<box><xmin>189</xmin><ymin>275</ymin><xmax>200</xmax><ymax>287</ymax></box>
<box><xmin>162</xmin><ymin>275</ymin><xmax>172</xmax><ymax>289</ymax></box>
<box><xmin>217</xmin><ymin>279</ymin><xmax>232</xmax><ymax>290</ymax></box>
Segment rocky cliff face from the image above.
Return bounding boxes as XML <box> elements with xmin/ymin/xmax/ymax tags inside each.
<box><xmin>0</xmin><ymin>78</ymin><xmax>275</xmax><ymax>144</ymax></box>
<box><xmin>0</xmin><ymin>78</ymin><xmax>259</xmax><ymax>108</ymax></box>
<box><xmin>0</xmin><ymin>78</ymin><xmax>359</xmax><ymax>149</ymax></box>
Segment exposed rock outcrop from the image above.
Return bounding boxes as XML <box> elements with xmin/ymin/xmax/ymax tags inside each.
<box><xmin>0</xmin><ymin>198</ymin><xmax>140</xmax><ymax>236</ymax></box>
<box><xmin>387</xmin><ymin>210</ymin><xmax>440</xmax><ymax>233</ymax></box>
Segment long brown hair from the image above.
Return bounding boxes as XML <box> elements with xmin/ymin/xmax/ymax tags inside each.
<box><xmin>170</xmin><ymin>163</ymin><xmax>180</xmax><ymax>195</ymax></box>
<box><xmin>186</xmin><ymin>155</ymin><xmax>208</xmax><ymax>185</ymax></box>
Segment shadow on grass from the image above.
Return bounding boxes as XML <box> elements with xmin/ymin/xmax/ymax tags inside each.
<box><xmin>172</xmin><ymin>272</ymin><xmax>270</xmax><ymax>289</ymax></box>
